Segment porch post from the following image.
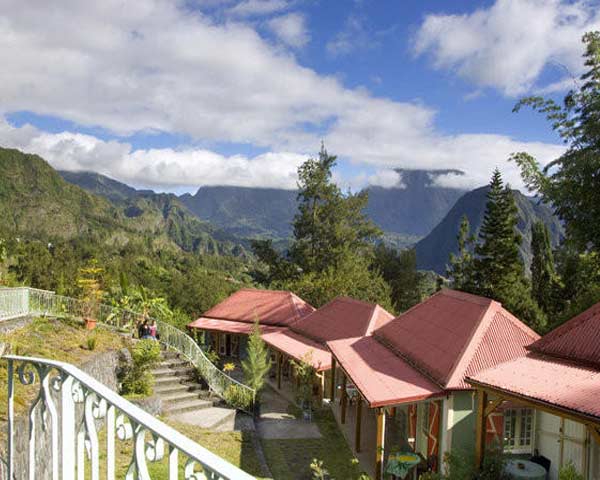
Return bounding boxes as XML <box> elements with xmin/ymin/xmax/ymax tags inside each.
<box><xmin>276</xmin><ymin>352</ymin><xmax>282</xmax><ymax>390</ymax></box>
<box><xmin>475</xmin><ymin>389</ymin><xmax>488</xmax><ymax>470</ymax></box>
<box><xmin>589</xmin><ymin>425</ymin><xmax>600</xmax><ymax>446</ymax></box>
<box><xmin>329</xmin><ymin>357</ymin><xmax>336</xmax><ymax>400</ymax></box>
<box><xmin>355</xmin><ymin>397</ymin><xmax>363</xmax><ymax>452</ymax></box>
<box><xmin>341</xmin><ymin>373</ymin><xmax>347</xmax><ymax>424</ymax></box>
<box><xmin>375</xmin><ymin>407</ymin><xmax>386</xmax><ymax>480</ymax></box>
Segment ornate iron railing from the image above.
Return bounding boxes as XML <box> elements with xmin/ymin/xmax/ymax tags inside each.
<box><xmin>4</xmin><ymin>355</ymin><xmax>255</xmax><ymax>480</ymax></box>
<box><xmin>0</xmin><ymin>287</ymin><xmax>255</xmax><ymax>413</ymax></box>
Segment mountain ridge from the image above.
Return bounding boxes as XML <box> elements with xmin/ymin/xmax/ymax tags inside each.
<box><xmin>0</xmin><ymin>148</ymin><xmax>246</xmax><ymax>257</ymax></box>
<box><xmin>415</xmin><ymin>186</ymin><xmax>564</xmax><ymax>274</ymax></box>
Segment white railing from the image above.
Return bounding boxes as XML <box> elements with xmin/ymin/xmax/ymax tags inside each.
<box><xmin>0</xmin><ymin>287</ymin><xmax>29</xmax><ymax>320</ymax></box>
<box><xmin>4</xmin><ymin>355</ymin><xmax>255</xmax><ymax>480</ymax></box>
<box><xmin>0</xmin><ymin>288</ymin><xmax>256</xmax><ymax>413</ymax></box>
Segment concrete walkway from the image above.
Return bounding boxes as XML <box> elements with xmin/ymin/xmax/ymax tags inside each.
<box><xmin>256</xmin><ymin>385</ymin><xmax>322</xmax><ymax>440</ymax></box>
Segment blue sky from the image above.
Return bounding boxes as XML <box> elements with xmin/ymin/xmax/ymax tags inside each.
<box><xmin>1</xmin><ymin>0</ymin><xmax>598</xmax><ymax>193</ymax></box>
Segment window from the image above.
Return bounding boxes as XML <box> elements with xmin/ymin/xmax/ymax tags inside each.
<box><xmin>504</xmin><ymin>408</ymin><xmax>534</xmax><ymax>453</ymax></box>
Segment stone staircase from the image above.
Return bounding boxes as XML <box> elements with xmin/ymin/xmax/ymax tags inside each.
<box><xmin>152</xmin><ymin>350</ymin><xmax>243</xmax><ymax>431</ymax></box>
<box><xmin>152</xmin><ymin>350</ymin><xmax>214</xmax><ymax>416</ymax></box>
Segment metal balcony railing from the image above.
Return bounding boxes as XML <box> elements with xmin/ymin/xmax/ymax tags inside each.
<box><xmin>0</xmin><ymin>287</ymin><xmax>255</xmax><ymax>413</ymax></box>
<box><xmin>3</xmin><ymin>355</ymin><xmax>255</xmax><ymax>479</ymax></box>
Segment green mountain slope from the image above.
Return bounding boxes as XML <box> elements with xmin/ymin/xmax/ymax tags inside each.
<box><xmin>178</xmin><ymin>170</ymin><xmax>466</xmax><ymax>241</ymax></box>
<box><xmin>415</xmin><ymin>186</ymin><xmax>563</xmax><ymax>274</ymax></box>
<box><xmin>180</xmin><ymin>186</ymin><xmax>298</xmax><ymax>239</ymax></box>
<box><xmin>0</xmin><ymin>148</ymin><xmax>122</xmax><ymax>239</ymax></box>
<box><xmin>59</xmin><ymin>170</ymin><xmax>141</xmax><ymax>202</ymax></box>
<box><xmin>365</xmin><ymin>170</ymin><xmax>466</xmax><ymax>237</ymax></box>
<box><xmin>0</xmin><ymin>148</ymin><xmax>245</xmax><ymax>256</ymax></box>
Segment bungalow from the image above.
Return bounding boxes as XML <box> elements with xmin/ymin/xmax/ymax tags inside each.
<box><xmin>187</xmin><ymin>288</ymin><xmax>315</xmax><ymax>359</ymax></box>
<box><xmin>261</xmin><ymin>296</ymin><xmax>394</xmax><ymax>401</ymax></box>
<box><xmin>326</xmin><ymin>288</ymin><xmax>540</xmax><ymax>479</ymax></box>
<box><xmin>468</xmin><ymin>301</ymin><xmax>600</xmax><ymax>480</ymax></box>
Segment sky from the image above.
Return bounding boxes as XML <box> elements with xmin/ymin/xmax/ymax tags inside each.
<box><xmin>1</xmin><ymin>0</ymin><xmax>599</xmax><ymax>194</ymax></box>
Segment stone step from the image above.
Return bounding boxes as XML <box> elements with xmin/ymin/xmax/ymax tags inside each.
<box><xmin>152</xmin><ymin>367</ymin><xmax>196</xmax><ymax>378</ymax></box>
<box><xmin>158</xmin><ymin>358</ymin><xmax>189</xmax><ymax>369</ymax></box>
<box><xmin>163</xmin><ymin>398</ymin><xmax>213</xmax><ymax>415</ymax></box>
<box><xmin>161</xmin><ymin>349</ymin><xmax>181</xmax><ymax>359</ymax></box>
<box><xmin>154</xmin><ymin>375</ymin><xmax>196</xmax><ymax>388</ymax></box>
<box><xmin>159</xmin><ymin>390</ymin><xmax>206</xmax><ymax>405</ymax></box>
<box><xmin>154</xmin><ymin>382</ymin><xmax>203</xmax><ymax>396</ymax></box>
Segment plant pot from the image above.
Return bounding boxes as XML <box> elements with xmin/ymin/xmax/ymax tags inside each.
<box><xmin>84</xmin><ymin>317</ymin><xmax>97</xmax><ymax>330</ymax></box>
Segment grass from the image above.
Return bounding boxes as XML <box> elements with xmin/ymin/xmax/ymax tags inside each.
<box><xmin>93</xmin><ymin>418</ymin><xmax>267</xmax><ymax>479</ymax></box>
<box><xmin>0</xmin><ymin>316</ymin><xmax>131</xmax><ymax>421</ymax></box>
<box><xmin>0</xmin><ymin>317</ymin><xmax>268</xmax><ymax>479</ymax></box>
<box><xmin>260</xmin><ymin>408</ymin><xmax>368</xmax><ymax>480</ymax></box>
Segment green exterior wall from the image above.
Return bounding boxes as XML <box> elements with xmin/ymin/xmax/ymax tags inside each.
<box><xmin>450</xmin><ymin>391</ymin><xmax>477</xmax><ymax>456</ymax></box>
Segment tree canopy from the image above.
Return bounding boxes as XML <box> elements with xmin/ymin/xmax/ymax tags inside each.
<box><xmin>511</xmin><ymin>31</ymin><xmax>600</xmax><ymax>252</ymax></box>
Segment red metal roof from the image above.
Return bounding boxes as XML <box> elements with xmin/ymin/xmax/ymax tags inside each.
<box><xmin>261</xmin><ymin>329</ymin><xmax>332</xmax><ymax>372</ymax></box>
<box><xmin>528</xmin><ymin>301</ymin><xmax>600</xmax><ymax>368</ymax></box>
<box><xmin>328</xmin><ymin>336</ymin><xmax>444</xmax><ymax>408</ymax></box>
<box><xmin>192</xmin><ymin>288</ymin><xmax>315</xmax><ymax>327</ymax></box>
<box><xmin>373</xmin><ymin>289</ymin><xmax>539</xmax><ymax>389</ymax></box>
<box><xmin>290</xmin><ymin>297</ymin><xmax>394</xmax><ymax>344</ymax></box>
<box><xmin>186</xmin><ymin>317</ymin><xmax>285</xmax><ymax>335</ymax></box>
<box><xmin>468</xmin><ymin>353</ymin><xmax>600</xmax><ymax>421</ymax></box>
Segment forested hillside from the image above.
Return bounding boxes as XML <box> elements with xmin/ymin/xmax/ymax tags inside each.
<box><xmin>0</xmin><ymin>148</ymin><xmax>246</xmax><ymax>257</ymax></box>
<box><xmin>415</xmin><ymin>186</ymin><xmax>563</xmax><ymax>274</ymax></box>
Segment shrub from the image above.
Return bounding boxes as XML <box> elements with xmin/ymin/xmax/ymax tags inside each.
<box><xmin>222</xmin><ymin>384</ymin><xmax>254</xmax><ymax>411</ymax></box>
<box><xmin>559</xmin><ymin>461</ymin><xmax>585</xmax><ymax>480</ymax></box>
<box><xmin>290</xmin><ymin>351</ymin><xmax>316</xmax><ymax>408</ymax></box>
<box><xmin>86</xmin><ymin>334</ymin><xmax>97</xmax><ymax>351</ymax></box>
<box><xmin>121</xmin><ymin>340</ymin><xmax>161</xmax><ymax>396</ymax></box>
<box><xmin>241</xmin><ymin>321</ymin><xmax>270</xmax><ymax>394</ymax></box>
<box><xmin>223</xmin><ymin>362</ymin><xmax>235</xmax><ymax>373</ymax></box>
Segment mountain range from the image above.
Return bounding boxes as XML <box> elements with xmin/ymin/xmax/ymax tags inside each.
<box><xmin>0</xmin><ymin>148</ymin><xmax>246</xmax><ymax>257</ymax></box>
<box><xmin>415</xmin><ymin>186</ymin><xmax>563</xmax><ymax>274</ymax></box>
<box><xmin>0</xmin><ymin>146</ymin><xmax>563</xmax><ymax>275</ymax></box>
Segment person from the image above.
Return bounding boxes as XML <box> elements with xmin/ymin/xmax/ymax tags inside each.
<box><xmin>139</xmin><ymin>319</ymin><xmax>151</xmax><ymax>339</ymax></box>
<box><xmin>149</xmin><ymin>319</ymin><xmax>158</xmax><ymax>341</ymax></box>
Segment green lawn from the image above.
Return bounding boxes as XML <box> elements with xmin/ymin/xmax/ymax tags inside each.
<box><xmin>260</xmin><ymin>408</ymin><xmax>369</xmax><ymax>480</ymax></box>
<box><xmin>100</xmin><ymin>419</ymin><xmax>267</xmax><ymax>479</ymax></box>
<box><xmin>0</xmin><ymin>317</ymin><xmax>268</xmax><ymax>479</ymax></box>
<box><xmin>0</xmin><ymin>316</ymin><xmax>131</xmax><ymax>420</ymax></box>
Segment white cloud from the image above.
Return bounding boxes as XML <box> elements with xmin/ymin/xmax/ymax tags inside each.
<box><xmin>0</xmin><ymin>0</ymin><xmax>567</xmax><ymax>191</ymax></box>
<box><xmin>0</xmin><ymin>118</ymin><xmax>303</xmax><ymax>190</ymax></box>
<box><xmin>414</xmin><ymin>0</ymin><xmax>600</xmax><ymax>96</ymax></box>
<box><xmin>267</xmin><ymin>13</ymin><xmax>309</xmax><ymax>48</ymax></box>
<box><xmin>227</xmin><ymin>0</ymin><xmax>289</xmax><ymax>17</ymax></box>
<box><xmin>326</xmin><ymin>15</ymin><xmax>377</xmax><ymax>57</ymax></box>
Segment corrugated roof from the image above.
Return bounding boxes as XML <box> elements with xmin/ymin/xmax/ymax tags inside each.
<box><xmin>328</xmin><ymin>336</ymin><xmax>444</xmax><ymax>408</ymax></box>
<box><xmin>468</xmin><ymin>353</ymin><xmax>600</xmax><ymax>421</ymax></box>
<box><xmin>373</xmin><ymin>289</ymin><xmax>539</xmax><ymax>389</ymax></box>
<box><xmin>187</xmin><ymin>317</ymin><xmax>285</xmax><ymax>335</ymax></box>
<box><xmin>290</xmin><ymin>296</ymin><xmax>394</xmax><ymax>344</ymax></box>
<box><xmin>196</xmin><ymin>288</ymin><xmax>315</xmax><ymax>327</ymax></box>
<box><xmin>528</xmin><ymin>301</ymin><xmax>600</xmax><ymax>368</ymax></box>
<box><xmin>261</xmin><ymin>330</ymin><xmax>332</xmax><ymax>371</ymax></box>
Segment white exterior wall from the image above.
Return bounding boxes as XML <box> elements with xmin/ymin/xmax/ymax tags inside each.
<box><xmin>535</xmin><ymin>410</ymin><xmax>595</xmax><ymax>480</ymax></box>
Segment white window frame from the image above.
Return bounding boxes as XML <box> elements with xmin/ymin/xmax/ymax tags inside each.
<box><xmin>503</xmin><ymin>408</ymin><xmax>535</xmax><ymax>454</ymax></box>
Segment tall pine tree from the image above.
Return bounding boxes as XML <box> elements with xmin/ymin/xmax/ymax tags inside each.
<box><xmin>290</xmin><ymin>144</ymin><xmax>380</xmax><ymax>273</ymax></box>
<box><xmin>447</xmin><ymin>215</ymin><xmax>475</xmax><ymax>291</ymax></box>
<box><xmin>450</xmin><ymin>170</ymin><xmax>546</xmax><ymax>330</ymax></box>
<box><xmin>473</xmin><ymin>169</ymin><xmax>524</xmax><ymax>296</ymax></box>
<box><xmin>530</xmin><ymin>221</ymin><xmax>561</xmax><ymax>315</ymax></box>
<box><xmin>242</xmin><ymin>321</ymin><xmax>271</xmax><ymax>396</ymax></box>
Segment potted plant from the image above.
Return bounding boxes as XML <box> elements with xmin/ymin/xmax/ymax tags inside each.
<box><xmin>77</xmin><ymin>261</ymin><xmax>104</xmax><ymax>330</ymax></box>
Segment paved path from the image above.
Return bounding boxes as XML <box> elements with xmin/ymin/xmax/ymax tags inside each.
<box><xmin>256</xmin><ymin>385</ymin><xmax>322</xmax><ymax>440</ymax></box>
